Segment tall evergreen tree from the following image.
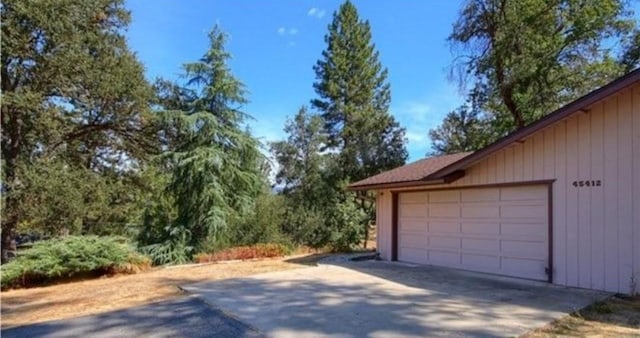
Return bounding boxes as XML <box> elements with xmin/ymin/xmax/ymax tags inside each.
<box><xmin>1</xmin><ymin>0</ymin><xmax>156</xmax><ymax>261</ymax></box>
<box><xmin>312</xmin><ymin>0</ymin><xmax>407</xmax><ymax>183</ymax></box>
<box><xmin>146</xmin><ymin>26</ymin><xmax>265</xmax><ymax>258</ymax></box>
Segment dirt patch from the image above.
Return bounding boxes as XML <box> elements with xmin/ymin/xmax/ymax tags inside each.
<box><xmin>1</xmin><ymin>254</ymin><xmax>325</xmax><ymax>328</ymax></box>
<box><xmin>524</xmin><ymin>295</ymin><xmax>640</xmax><ymax>337</ymax></box>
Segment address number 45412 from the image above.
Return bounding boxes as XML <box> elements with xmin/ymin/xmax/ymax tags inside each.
<box><xmin>572</xmin><ymin>180</ymin><xmax>601</xmax><ymax>187</ymax></box>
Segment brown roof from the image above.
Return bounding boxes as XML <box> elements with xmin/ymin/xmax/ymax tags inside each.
<box><xmin>348</xmin><ymin>152</ymin><xmax>472</xmax><ymax>190</ymax></box>
<box><xmin>348</xmin><ymin>68</ymin><xmax>640</xmax><ymax>191</ymax></box>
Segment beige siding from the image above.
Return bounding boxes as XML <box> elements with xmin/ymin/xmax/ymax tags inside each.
<box><xmin>376</xmin><ymin>191</ymin><xmax>393</xmax><ymax>260</ymax></box>
<box><xmin>376</xmin><ymin>83</ymin><xmax>640</xmax><ymax>293</ymax></box>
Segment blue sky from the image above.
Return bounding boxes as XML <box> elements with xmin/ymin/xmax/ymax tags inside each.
<box><xmin>125</xmin><ymin>1</ymin><xmax>467</xmax><ymax>161</ymax></box>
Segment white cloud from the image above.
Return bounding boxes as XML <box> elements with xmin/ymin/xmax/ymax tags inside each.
<box><xmin>307</xmin><ymin>7</ymin><xmax>326</xmax><ymax>19</ymax></box>
<box><xmin>277</xmin><ymin>27</ymin><xmax>298</xmax><ymax>36</ymax></box>
<box><xmin>405</xmin><ymin>131</ymin><xmax>426</xmax><ymax>144</ymax></box>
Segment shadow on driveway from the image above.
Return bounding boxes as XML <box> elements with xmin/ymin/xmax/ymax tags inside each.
<box><xmin>183</xmin><ymin>259</ymin><xmax>609</xmax><ymax>338</ymax></box>
<box><xmin>1</xmin><ymin>297</ymin><xmax>262</xmax><ymax>338</ymax></box>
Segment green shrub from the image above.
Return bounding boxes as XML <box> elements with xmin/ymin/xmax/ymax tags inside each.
<box><xmin>325</xmin><ymin>197</ymin><xmax>367</xmax><ymax>252</ymax></box>
<box><xmin>230</xmin><ymin>194</ymin><xmax>290</xmax><ymax>246</ymax></box>
<box><xmin>282</xmin><ymin>206</ymin><xmax>329</xmax><ymax>248</ymax></box>
<box><xmin>1</xmin><ymin>236</ymin><xmax>151</xmax><ymax>289</ymax></box>
<box><xmin>194</xmin><ymin>243</ymin><xmax>293</xmax><ymax>263</ymax></box>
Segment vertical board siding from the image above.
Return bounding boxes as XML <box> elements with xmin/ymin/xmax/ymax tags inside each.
<box><xmin>590</xmin><ymin>102</ymin><xmax>605</xmax><ymax>291</ymax></box>
<box><xmin>618</xmin><ymin>89</ymin><xmax>634</xmax><ymax>293</ymax></box>
<box><xmin>577</xmin><ymin>112</ymin><xmax>591</xmax><ymax>288</ymax></box>
<box><xmin>565</xmin><ymin>116</ymin><xmax>580</xmax><ymax>287</ymax></box>
<box><xmin>374</xmin><ymin>83</ymin><xmax>639</xmax><ymax>293</ymax></box>
<box><xmin>554</xmin><ymin>122</ymin><xmax>568</xmax><ymax>286</ymax></box>
<box><xmin>634</xmin><ymin>85</ymin><xmax>640</xmax><ymax>294</ymax></box>
<box><xmin>604</xmin><ymin>96</ymin><xmax>620</xmax><ymax>291</ymax></box>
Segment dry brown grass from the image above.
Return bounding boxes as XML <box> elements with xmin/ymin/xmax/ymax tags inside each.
<box><xmin>1</xmin><ymin>254</ymin><xmax>326</xmax><ymax>328</ymax></box>
<box><xmin>524</xmin><ymin>295</ymin><xmax>640</xmax><ymax>337</ymax></box>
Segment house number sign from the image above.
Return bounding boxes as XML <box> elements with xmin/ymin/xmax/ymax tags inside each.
<box><xmin>572</xmin><ymin>180</ymin><xmax>601</xmax><ymax>187</ymax></box>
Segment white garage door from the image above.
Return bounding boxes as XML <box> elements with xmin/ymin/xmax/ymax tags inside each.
<box><xmin>398</xmin><ymin>185</ymin><xmax>549</xmax><ymax>281</ymax></box>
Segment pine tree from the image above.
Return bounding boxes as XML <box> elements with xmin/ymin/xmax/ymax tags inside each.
<box><xmin>312</xmin><ymin>0</ymin><xmax>407</xmax><ymax>183</ymax></box>
<box><xmin>150</xmin><ymin>26</ymin><xmax>265</xmax><ymax>255</ymax></box>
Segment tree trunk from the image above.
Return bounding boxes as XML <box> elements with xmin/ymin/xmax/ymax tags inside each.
<box><xmin>363</xmin><ymin>222</ymin><xmax>369</xmax><ymax>249</ymax></box>
<box><xmin>1</xmin><ymin>220</ymin><xmax>17</xmax><ymax>264</ymax></box>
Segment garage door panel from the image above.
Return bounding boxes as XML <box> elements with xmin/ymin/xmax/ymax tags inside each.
<box><xmin>429</xmin><ymin>190</ymin><xmax>459</xmax><ymax>203</ymax></box>
<box><xmin>400</xmin><ymin>203</ymin><xmax>428</xmax><ymax>218</ymax></box>
<box><xmin>428</xmin><ymin>236</ymin><xmax>460</xmax><ymax>250</ymax></box>
<box><xmin>428</xmin><ymin>250</ymin><xmax>460</xmax><ymax>265</ymax></box>
<box><xmin>500</xmin><ymin>204</ymin><xmax>546</xmax><ymax>219</ymax></box>
<box><xmin>462</xmin><ymin>238</ymin><xmax>499</xmax><ymax>252</ymax></box>
<box><xmin>502</xmin><ymin>257</ymin><xmax>546</xmax><ymax>279</ymax></box>
<box><xmin>399</xmin><ymin>248</ymin><xmax>427</xmax><ymax>264</ymax></box>
<box><xmin>400</xmin><ymin>218</ymin><xmax>427</xmax><ymax>232</ymax></box>
<box><xmin>461</xmin><ymin>222</ymin><xmax>499</xmax><ymax>235</ymax></box>
<box><xmin>501</xmin><ymin>222</ymin><xmax>546</xmax><ymax>236</ymax></box>
<box><xmin>501</xmin><ymin>240</ymin><xmax>546</xmax><ymax>257</ymax></box>
<box><xmin>428</xmin><ymin>221</ymin><xmax>460</xmax><ymax>233</ymax></box>
<box><xmin>400</xmin><ymin>233</ymin><xmax>426</xmax><ymax>249</ymax></box>
<box><xmin>429</xmin><ymin>204</ymin><xmax>459</xmax><ymax>218</ymax></box>
<box><xmin>462</xmin><ymin>205</ymin><xmax>500</xmax><ymax>218</ymax></box>
<box><xmin>399</xmin><ymin>192</ymin><xmax>427</xmax><ymax>204</ymax></box>
<box><xmin>461</xmin><ymin>189</ymin><xmax>499</xmax><ymax>202</ymax></box>
<box><xmin>462</xmin><ymin>254</ymin><xmax>499</xmax><ymax>270</ymax></box>
<box><xmin>398</xmin><ymin>185</ymin><xmax>549</xmax><ymax>281</ymax></box>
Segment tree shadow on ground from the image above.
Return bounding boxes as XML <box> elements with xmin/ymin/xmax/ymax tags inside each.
<box><xmin>1</xmin><ymin>297</ymin><xmax>262</xmax><ymax>338</ymax></box>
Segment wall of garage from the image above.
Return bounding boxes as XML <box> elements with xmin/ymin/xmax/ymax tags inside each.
<box><xmin>376</xmin><ymin>83</ymin><xmax>640</xmax><ymax>294</ymax></box>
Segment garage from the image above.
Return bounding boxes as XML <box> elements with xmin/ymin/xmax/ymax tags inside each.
<box><xmin>350</xmin><ymin>71</ymin><xmax>640</xmax><ymax>294</ymax></box>
<box><xmin>397</xmin><ymin>185</ymin><xmax>550</xmax><ymax>281</ymax></box>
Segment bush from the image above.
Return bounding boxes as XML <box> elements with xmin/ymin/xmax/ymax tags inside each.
<box><xmin>230</xmin><ymin>194</ymin><xmax>289</xmax><ymax>246</ymax></box>
<box><xmin>282</xmin><ymin>206</ymin><xmax>329</xmax><ymax>248</ymax></box>
<box><xmin>1</xmin><ymin>236</ymin><xmax>151</xmax><ymax>289</ymax></box>
<box><xmin>194</xmin><ymin>243</ymin><xmax>292</xmax><ymax>263</ymax></box>
<box><xmin>325</xmin><ymin>196</ymin><xmax>367</xmax><ymax>252</ymax></box>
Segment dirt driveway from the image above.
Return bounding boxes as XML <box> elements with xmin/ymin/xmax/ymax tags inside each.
<box><xmin>184</xmin><ymin>259</ymin><xmax>611</xmax><ymax>338</ymax></box>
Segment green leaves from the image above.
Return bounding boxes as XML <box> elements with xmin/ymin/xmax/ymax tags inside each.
<box><xmin>312</xmin><ymin>0</ymin><xmax>406</xmax><ymax>183</ymax></box>
<box><xmin>145</xmin><ymin>25</ymin><xmax>266</xmax><ymax>259</ymax></box>
<box><xmin>1</xmin><ymin>0</ymin><xmax>157</xmax><ymax>259</ymax></box>
<box><xmin>1</xmin><ymin>236</ymin><xmax>150</xmax><ymax>289</ymax></box>
<box><xmin>449</xmin><ymin>0</ymin><xmax>636</xmax><ymax>133</ymax></box>
<box><xmin>429</xmin><ymin>105</ymin><xmax>495</xmax><ymax>155</ymax></box>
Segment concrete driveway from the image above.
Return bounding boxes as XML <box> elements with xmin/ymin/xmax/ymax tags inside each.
<box><xmin>184</xmin><ymin>258</ymin><xmax>608</xmax><ymax>338</ymax></box>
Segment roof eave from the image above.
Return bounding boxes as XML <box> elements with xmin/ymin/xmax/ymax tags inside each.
<box><xmin>346</xmin><ymin>178</ymin><xmax>447</xmax><ymax>191</ymax></box>
<box><xmin>346</xmin><ymin>170</ymin><xmax>466</xmax><ymax>191</ymax></box>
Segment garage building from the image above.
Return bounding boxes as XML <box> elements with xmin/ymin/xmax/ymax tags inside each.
<box><xmin>349</xmin><ymin>69</ymin><xmax>640</xmax><ymax>294</ymax></box>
